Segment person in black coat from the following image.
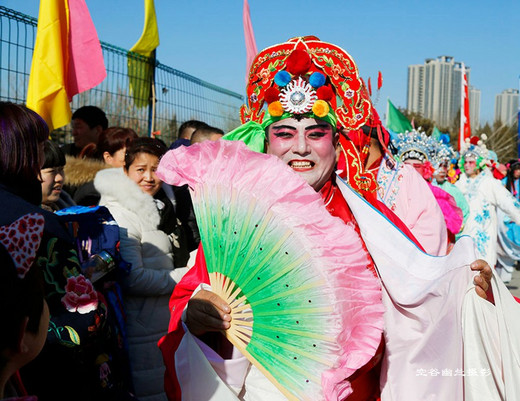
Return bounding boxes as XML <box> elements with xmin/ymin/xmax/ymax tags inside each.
<box><xmin>0</xmin><ymin>102</ymin><xmax>134</xmax><ymax>401</ymax></box>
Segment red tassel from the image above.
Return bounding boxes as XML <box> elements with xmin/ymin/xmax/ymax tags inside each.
<box><xmin>367</xmin><ymin>77</ymin><xmax>372</xmax><ymax>97</ymax></box>
<box><xmin>377</xmin><ymin>71</ymin><xmax>383</xmax><ymax>90</ymax></box>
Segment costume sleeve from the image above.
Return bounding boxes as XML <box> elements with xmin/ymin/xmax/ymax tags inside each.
<box><xmin>492</xmin><ymin>180</ymin><xmax>520</xmax><ymax>225</ymax></box>
<box><xmin>167</xmin><ymin>244</ymin><xmax>209</xmax><ymax>332</ymax></box>
<box><xmin>429</xmin><ymin>184</ymin><xmax>463</xmax><ymax>236</ymax></box>
<box><xmin>159</xmin><ymin>244</ymin><xmax>209</xmax><ymax>401</ymax></box>
<box><xmin>449</xmin><ymin>184</ymin><xmax>470</xmax><ymax>228</ymax></box>
<box><xmin>399</xmin><ymin>165</ymin><xmax>448</xmax><ymax>256</ymax></box>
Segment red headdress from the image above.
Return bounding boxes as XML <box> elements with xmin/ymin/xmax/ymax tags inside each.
<box><xmin>240</xmin><ymin>36</ymin><xmax>372</xmax><ymax>130</ymax></box>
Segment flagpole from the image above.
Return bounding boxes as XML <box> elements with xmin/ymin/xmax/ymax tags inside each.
<box><xmin>147</xmin><ymin>49</ymin><xmax>156</xmax><ymax>136</ymax></box>
<box><xmin>459</xmin><ymin>63</ymin><xmax>464</xmax><ymax>150</ymax></box>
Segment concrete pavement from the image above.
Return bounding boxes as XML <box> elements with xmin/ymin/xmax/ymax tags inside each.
<box><xmin>506</xmin><ymin>264</ymin><xmax>520</xmax><ymax>299</ymax></box>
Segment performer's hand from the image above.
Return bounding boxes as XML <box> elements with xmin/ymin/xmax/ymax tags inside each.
<box><xmin>471</xmin><ymin>259</ymin><xmax>492</xmax><ymax>300</ymax></box>
<box><xmin>185</xmin><ymin>289</ymin><xmax>232</xmax><ymax>336</ymax></box>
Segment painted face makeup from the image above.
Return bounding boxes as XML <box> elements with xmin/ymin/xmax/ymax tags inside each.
<box><xmin>404</xmin><ymin>158</ymin><xmax>425</xmax><ymax>177</ymax></box>
<box><xmin>464</xmin><ymin>158</ymin><xmax>478</xmax><ymax>177</ymax></box>
<box><xmin>266</xmin><ymin>117</ymin><xmax>338</xmax><ymax>191</ymax></box>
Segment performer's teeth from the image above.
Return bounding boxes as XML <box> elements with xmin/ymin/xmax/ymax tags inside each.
<box><xmin>291</xmin><ymin>161</ymin><xmax>312</xmax><ymax>168</ymax></box>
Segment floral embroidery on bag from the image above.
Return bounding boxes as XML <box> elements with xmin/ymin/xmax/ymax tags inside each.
<box><xmin>48</xmin><ymin>321</ymin><xmax>81</xmax><ymax>347</ymax></box>
<box><xmin>61</xmin><ymin>275</ymin><xmax>99</xmax><ymax>314</ymax></box>
<box><xmin>36</xmin><ymin>236</ymin><xmax>81</xmax><ymax>298</ymax></box>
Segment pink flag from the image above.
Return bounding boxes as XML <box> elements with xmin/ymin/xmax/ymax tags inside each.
<box><xmin>458</xmin><ymin>63</ymin><xmax>471</xmax><ymax>150</ymax></box>
<box><xmin>243</xmin><ymin>0</ymin><xmax>257</xmax><ymax>84</ymax></box>
<box><xmin>67</xmin><ymin>0</ymin><xmax>106</xmax><ymax>99</ymax></box>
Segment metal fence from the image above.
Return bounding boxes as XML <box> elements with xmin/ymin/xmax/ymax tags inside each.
<box><xmin>0</xmin><ymin>6</ymin><xmax>244</xmax><ymax>145</ymax></box>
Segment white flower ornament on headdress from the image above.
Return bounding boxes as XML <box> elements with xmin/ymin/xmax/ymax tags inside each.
<box><xmin>392</xmin><ymin>129</ymin><xmax>436</xmax><ymax>163</ymax></box>
<box><xmin>279</xmin><ymin>77</ymin><xmax>317</xmax><ymax>114</ymax></box>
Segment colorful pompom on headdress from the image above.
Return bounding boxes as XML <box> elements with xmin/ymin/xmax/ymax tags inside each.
<box><xmin>240</xmin><ymin>36</ymin><xmax>372</xmax><ymax>131</ymax></box>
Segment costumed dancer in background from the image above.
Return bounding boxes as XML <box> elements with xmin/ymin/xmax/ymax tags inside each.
<box><xmin>158</xmin><ymin>36</ymin><xmax>492</xmax><ymax>401</ymax></box>
<box><xmin>337</xmin><ymin>112</ymin><xmax>449</xmax><ymax>256</ymax></box>
<box><xmin>456</xmin><ymin>136</ymin><xmax>520</xmax><ymax>267</ymax></box>
<box><xmin>496</xmin><ymin>159</ymin><xmax>520</xmax><ymax>282</ymax></box>
<box><xmin>430</xmin><ymin>136</ymin><xmax>469</xmax><ymax>239</ymax></box>
<box><xmin>391</xmin><ymin>129</ymin><xmax>463</xmax><ymax>246</ymax></box>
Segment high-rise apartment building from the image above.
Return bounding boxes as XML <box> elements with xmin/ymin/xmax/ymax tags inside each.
<box><xmin>469</xmin><ymin>86</ymin><xmax>481</xmax><ymax>130</ymax></box>
<box><xmin>407</xmin><ymin>64</ymin><xmax>424</xmax><ymax>114</ymax></box>
<box><xmin>494</xmin><ymin>89</ymin><xmax>519</xmax><ymax>125</ymax></box>
<box><xmin>407</xmin><ymin>56</ymin><xmax>477</xmax><ymax>128</ymax></box>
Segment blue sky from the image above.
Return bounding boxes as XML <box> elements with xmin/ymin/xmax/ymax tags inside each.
<box><xmin>4</xmin><ymin>0</ymin><xmax>519</xmax><ymax>125</ymax></box>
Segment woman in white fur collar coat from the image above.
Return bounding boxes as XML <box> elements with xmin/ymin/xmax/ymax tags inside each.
<box><xmin>95</xmin><ymin>138</ymin><xmax>189</xmax><ymax>401</ymax></box>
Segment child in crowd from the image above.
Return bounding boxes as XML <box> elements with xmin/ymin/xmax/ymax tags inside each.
<box><xmin>40</xmin><ymin>141</ymin><xmax>74</xmax><ymax>212</ymax></box>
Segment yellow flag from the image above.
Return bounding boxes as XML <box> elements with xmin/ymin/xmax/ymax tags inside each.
<box><xmin>130</xmin><ymin>0</ymin><xmax>159</xmax><ymax>56</ymax></box>
<box><xmin>128</xmin><ymin>0</ymin><xmax>160</xmax><ymax>108</ymax></box>
<box><xmin>27</xmin><ymin>0</ymin><xmax>71</xmax><ymax>132</ymax></box>
<box><xmin>27</xmin><ymin>0</ymin><xmax>106</xmax><ymax>132</ymax></box>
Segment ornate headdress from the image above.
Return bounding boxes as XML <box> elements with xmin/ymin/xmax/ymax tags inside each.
<box><xmin>225</xmin><ymin>36</ymin><xmax>373</xmax><ymax>151</ymax></box>
<box><xmin>392</xmin><ymin>129</ymin><xmax>435</xmax><ymax>163</ymax></box>
<box><xmin>430</xmin><ymin>137</ymin><xmax>456</xmax><ymax>169</ymax></box>
<box><xmin>458</xmin><ymin>135</ymin><xmax>489</xmax><ymax>172</ymax></box>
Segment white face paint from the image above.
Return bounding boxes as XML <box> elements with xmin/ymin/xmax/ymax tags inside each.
<box><xmin>266</xmin><ymin>118</ymin><xmax>338</xmax><ymax>191</ymax></box>
<box><xmin>464</xmin><ymin>156</ymin><xmax>478</xmax><ymax>178</ymax></box>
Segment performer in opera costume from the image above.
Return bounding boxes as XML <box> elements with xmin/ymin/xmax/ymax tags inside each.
<box><xmin>456</xmin><ymin>138</ymin><xmax>520</xmax><ymax>267</ymax></box>
<box><xmin>390</xmin><ymin>128</ymin><xmax>463</xmax><ymax>245</ymax></box>
<box><xmin>157</xmin><ymin>37</ymin><xmax>503</xmax><ymax>401</ymax></box>
<box><xmin>337</xmin><ymin>116</ymin><xmax>450</xmax><ymax>256</ymax></box>
<box><xmin>496</xmin><ymin>159</ymin><xmax>520</xmax><ymax>282</ymax></box>
<box><xmin>430</xmin><ymin>136</ymin><xmax>470</xmax><ymax>239</ymax></box>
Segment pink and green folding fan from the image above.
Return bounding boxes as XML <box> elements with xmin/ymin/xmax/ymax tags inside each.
<box><xmin>157</xmin><ymin>139</ymin><xmax>384</xmax><ymax>401</ymax></box>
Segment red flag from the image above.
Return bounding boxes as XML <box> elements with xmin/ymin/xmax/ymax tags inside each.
<box><xmin>458</xmin><ymin>63</ymin><xmax>471</xmax><ymax>150</ymax></box>
<box><xmin>243</xmin><ymin>0</ymin><xmax>258</xmax><ymax>85</ymax></box>
<box><xmin>377</xmin><ymin>71</ymin><xmax>383</xmax><ymax>90</ymax></box>
<box><xmin>367</xmin><ymin>77</ymin><xmax>372</xmax><ymax>97</ymax></box>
